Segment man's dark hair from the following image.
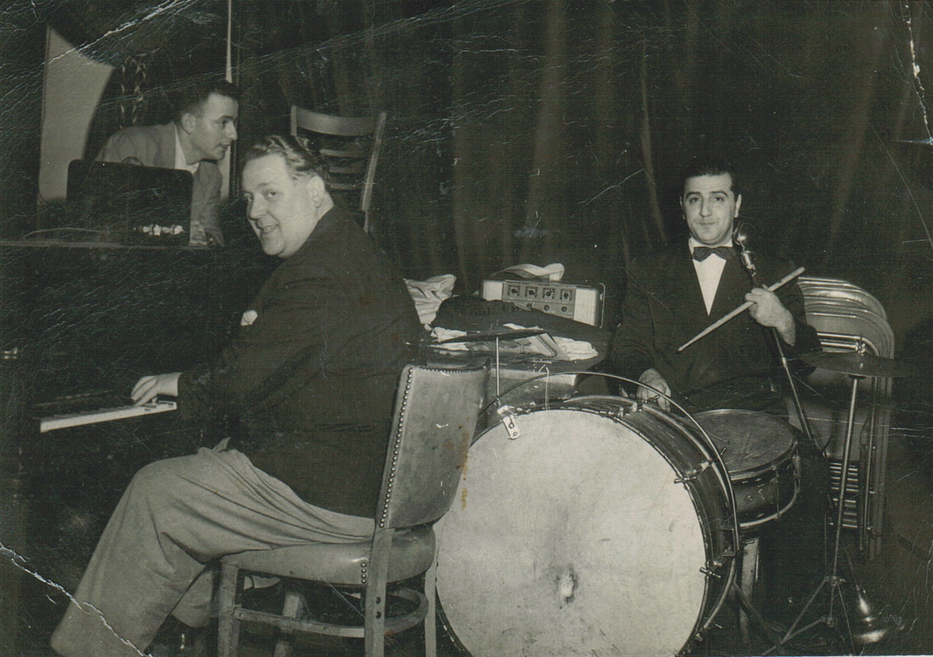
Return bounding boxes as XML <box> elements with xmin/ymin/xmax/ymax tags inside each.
<box><xmin>171</xmin><ymin>78</ymin><xmax>240</xmax><ymax>123</ymax></box>
<box><xmin>679</xmin><ymin>155</ymin><xmax>740</xmax><ymax>197</ymax></box>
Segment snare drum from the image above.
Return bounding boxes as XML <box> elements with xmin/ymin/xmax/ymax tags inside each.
<box><xmin>693</xmin><ymin>409</ymin><xmax>800</xmax><ymax>529</ymax></box>
<box><xmin>434</xmin><ymin>396</ymin><xmax>739</xmax><ymax>657</ymax></box>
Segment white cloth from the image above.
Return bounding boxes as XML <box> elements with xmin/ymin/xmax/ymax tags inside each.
<box><xmin>404</xmin><ymin>274</ymin><xmax>456</xmax><ymax>327</ymax></box>
<box><xmin>430</xmin><ymin>324</ymin><xmax>596</xmax><ymax>361</ymax></box>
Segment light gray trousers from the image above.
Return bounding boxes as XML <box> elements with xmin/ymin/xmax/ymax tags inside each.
<box><xmin>50</xmin><ymin>442</ymin><xmax>374</xmax><ymax>657</ymax></box>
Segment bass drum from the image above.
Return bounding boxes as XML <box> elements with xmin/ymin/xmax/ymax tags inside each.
<box><xmin>434</xmin><ymin>396</ymin><xmax>739</xmax><ymax>657</ymax></box>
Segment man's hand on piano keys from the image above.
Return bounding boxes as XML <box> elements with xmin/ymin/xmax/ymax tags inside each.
<box><xmin>132</xmin><ymin>372</ymin><xmax>181</xmax><ymax>405</ymax></box>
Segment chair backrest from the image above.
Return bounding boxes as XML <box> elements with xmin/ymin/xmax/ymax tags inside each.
<box><xmin>799</xmin><ymin>276</ymin><xmax>895</xmax><ymax>394</ymax></box>
<box><xmin>377</xmin><ymin>362</ymin><xmax>490</xmax><ymax>530</ymax></box>
<box><xmin>797</xmin><ymin>277</ymin><xmax>887</xmax><ymax>320</ymax></box>
<box><xmin>290</xmin><ymin>106</ymin><xmax>387</xmax><ymax>234</ymax></box>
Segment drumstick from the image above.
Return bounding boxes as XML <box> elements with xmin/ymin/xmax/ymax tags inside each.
<box><xmin>677</xmin><ymin>266</ymin><xmax>805</xmax><ymax>352</ymax></box>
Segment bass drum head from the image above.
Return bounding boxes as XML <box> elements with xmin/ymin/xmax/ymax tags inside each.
<box><xmin>435</xmin><ymin>407</ymin><xmax>720</xmax><ymax>657</ymax></box>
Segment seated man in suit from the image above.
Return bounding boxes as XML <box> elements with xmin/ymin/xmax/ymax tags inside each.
<box><xmin>51</xmin><ymin>135</ymin><xmax>423</xmax><ymax>657</ymax></box>
<box><xmin>611</xmin><ymin>155</ymin><xmax>827</xmax><ymax>615</ymax></box>
<box><xmin>611</xmin><ymin>155</ymin><xmax>821</xmax><ymax>413</ymax></box>
<box><xmin>97</xmin><ymin>77</ymin><xmax>239</xmax><ymax>246</ymax></box>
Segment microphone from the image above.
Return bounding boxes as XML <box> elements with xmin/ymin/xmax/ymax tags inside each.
<box><xmin>733</xmin><ymin>221</ymin><xmax>752</xmax><ymax>248</ymax></box>
<box><xmin>733</xmin><ymin>221</ymin><xmax>759</xmax><ymax>283</ymax></box>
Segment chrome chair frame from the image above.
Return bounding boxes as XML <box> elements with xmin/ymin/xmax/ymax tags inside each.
<box><xmin>798</xmin><ymin>276</ymin><xmax>894</xmax><ymax>559</ymax></box>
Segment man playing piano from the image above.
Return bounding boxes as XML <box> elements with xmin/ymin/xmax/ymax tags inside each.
<box><xmin>51</xmin><ymin>135</ymin><xmax>422</xmax><ymax>656</ymax></box>
<box><xmin>97</xmin><ymin>77</ymin><xmax>239</xmax><ymax>246</ymax></box>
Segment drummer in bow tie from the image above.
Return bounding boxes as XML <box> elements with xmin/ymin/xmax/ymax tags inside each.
<box><xmin>610</xmin><ymin>155</ymin><xmax>821</xmax><ymax>415</ymax></box>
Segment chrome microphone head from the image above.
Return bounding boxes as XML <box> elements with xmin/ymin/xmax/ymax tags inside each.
<box><xmin>733</xmin><ymin>221</ymin><xmax>751</xmax><ymax>247</ymax></box>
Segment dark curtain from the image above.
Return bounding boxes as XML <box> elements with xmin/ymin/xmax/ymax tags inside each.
<box><xmin>5</xmin><ymin>0</ymin><xmax>933</xmax><ymax>339</ymax></box>
<box><xmin>226</xmin><ymin>1</ymin><xmax>933</xmax><ymax>343</ymax></box>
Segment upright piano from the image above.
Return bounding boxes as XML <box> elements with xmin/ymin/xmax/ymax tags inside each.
<box><xmin>0</xmin><ymin>235</ymin><xmax>274</xmax><ymax>648</ymax></box>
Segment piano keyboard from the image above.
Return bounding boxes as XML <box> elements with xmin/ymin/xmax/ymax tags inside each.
<box><xmin>39</xmin><ymin>399</ymin><xmax>177</xmax><ymax>433</ymax></box>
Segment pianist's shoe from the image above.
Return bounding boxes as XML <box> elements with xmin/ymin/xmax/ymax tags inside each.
<box><xmin>148</xmin><ymin>616</ymin><xmax>210</xmax><ymax>657</ymax></box>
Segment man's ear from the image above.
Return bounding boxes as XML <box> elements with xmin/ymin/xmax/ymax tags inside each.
<box><xmin>179</xmin><ymin>111</ymin><xmax>199</xmax><ymax>135</ymax></box>
<box><xmin>305</xmin><ymin>175</ymin><xmax>326</xmax><ymax>206</ymax></box>
<box><xmin>734</xmin><ymin>193</ymin><xmax>743</xmax><ymax>217</ymax></box>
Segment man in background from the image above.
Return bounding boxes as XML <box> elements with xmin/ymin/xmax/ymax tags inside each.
<box><xmin>98</xmin><ymin>78</ymin><xmax>239</xmax><ymax>246</ymax></box>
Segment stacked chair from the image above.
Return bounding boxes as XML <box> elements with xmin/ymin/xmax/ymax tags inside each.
<box><xmin>795</xmin><ymin>277</ymin><xmax>895</xmax><ymax>559</ymax></box>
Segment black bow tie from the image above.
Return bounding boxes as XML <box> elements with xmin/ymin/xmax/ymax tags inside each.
<box><xmin>693</xmin><ymin>245</ymin><xmax>736</xmax><ymax>262</ymax></box>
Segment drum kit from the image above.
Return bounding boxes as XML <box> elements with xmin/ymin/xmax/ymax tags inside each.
<box><xmin>430</xmin><ymin>344</ymin><xmax>916</xmax><ymax>656</ymax></box>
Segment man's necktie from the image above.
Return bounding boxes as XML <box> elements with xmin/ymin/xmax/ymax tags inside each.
<box><xmin>693</xmin><ymin>245</ymin><xmax>736</xmax><ymax>262</ymax></box>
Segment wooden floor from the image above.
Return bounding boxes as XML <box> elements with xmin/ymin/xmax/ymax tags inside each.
<box><xmin>5</xmin><ymin>427</ymin><xmax>933</xmax><ymax>656</ymax></box>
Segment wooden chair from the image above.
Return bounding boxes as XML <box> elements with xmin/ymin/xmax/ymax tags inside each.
<box><xmin>290</xmin><ymin>106</ymin><xmax>387</xmax><ymax>234</ymax></box>
<box><xmin>216</xmin><ymin>361</ymin><xmax>490</xmax><ymax>657</ymax></box>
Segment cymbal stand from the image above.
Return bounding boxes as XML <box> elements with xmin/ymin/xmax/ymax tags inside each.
<box><xmin>769</xmin><ymin>363</ymin><xmax>864</xmax><ymax>653</ymax></box>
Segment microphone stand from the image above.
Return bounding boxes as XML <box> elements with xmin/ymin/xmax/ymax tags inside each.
<box><xmin>735</xmin><ymin>233</ymin><xmax>890</xmax><ymax>653</ymax></box>
<box><xmin>733</xmin><ymin>234</ymin><xmax>818</xmax><ymax>451</ymax></box>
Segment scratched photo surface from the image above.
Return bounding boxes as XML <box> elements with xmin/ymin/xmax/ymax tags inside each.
<box><xmin>3</xmin><ymin>1</ymin><xmax>933</xmax><ymax>655</ymax></box>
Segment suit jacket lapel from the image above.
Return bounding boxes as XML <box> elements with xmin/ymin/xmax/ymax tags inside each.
<box><xmin>682</xmin><ymin>254</ymin><xmax>753</xmax><ymax>386</ymax></box>
<box><xmin>190</xmin><ymin>167</ymin><xmax>211</xmax><ymax>223</ymax></box>
<box><xmin>659</xmin><ymin>246</ymin><xmax>711</xmax><ymax>384</ymax></box>
<box><xmin>669</xmin><ymin>244</ymin><xmax>709</xmax><ymax>324</ymax></box>
<box><xmin>709</xmin><ymin>258</ymin><xmax>752</xmax><ymax>318</ymax></box>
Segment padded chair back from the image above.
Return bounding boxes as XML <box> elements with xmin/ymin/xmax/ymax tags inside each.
<box><xmin>290</xmin><ymin>106</ymin><xmax>387</xmax><ymax>233</ymax></box>
<box><xmin>377</xmin><ymin>362</ymin><xmax>489</xmax><ymax>531</ymax></box>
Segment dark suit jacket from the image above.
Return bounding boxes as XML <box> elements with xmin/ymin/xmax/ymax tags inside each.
<box><xmin>97</xmin><ymin>122</ymin><xmax>224</xmax><ymax>244</ymax></box>
<box><xmin>611</xmin><ymin>243</ymin><xmax>820</xmax><ymax>412</ymax></box>
<box><xmin>178</xmin><ymin>206</ymin><xmax>423</xmax><ymax>517</ymax></box>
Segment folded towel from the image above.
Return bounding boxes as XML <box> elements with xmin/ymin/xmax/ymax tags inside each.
<box><xmin>405</xmin><ymin>274</ymin><xmax>456</xmax><ymax>327</ymax></box>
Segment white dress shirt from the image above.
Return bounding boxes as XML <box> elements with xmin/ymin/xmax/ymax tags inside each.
<box><xmin>689</xmin><ymin>237</ymin><xmax>732</xmax><ymax>314</ymax></box>
<box><xmin>173</xmin><ymin>125</ymin><xmax>201</xmax><ymax>176</ymax></box>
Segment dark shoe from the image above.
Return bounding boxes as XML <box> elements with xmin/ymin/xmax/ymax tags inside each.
<box><xmin>149</xmin><ymin>617</ymin><xmax>211</xmax><ymax>657</ymax></box>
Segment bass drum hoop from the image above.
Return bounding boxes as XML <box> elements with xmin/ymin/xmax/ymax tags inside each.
<box><xmin>435</xmin><ymin>396</ymin><xmax>739</xmax><ymax>657</ymax></box>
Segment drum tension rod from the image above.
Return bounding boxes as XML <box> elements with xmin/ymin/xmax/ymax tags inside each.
<box><xmin>674</xmin><ymin>460</ymin><xmax>712</xmax><ymax>484</ymax></box>
<box><xmin>700</xmin><ymin>559</ymin><xmax>725</xmax><ymax>579</ymax></box>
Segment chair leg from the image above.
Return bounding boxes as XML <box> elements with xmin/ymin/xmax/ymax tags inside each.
<box><xmin>217</xmin><ymin>562</ymin><xmax>241</xmax><ymax>657</ymax></box>
<box><xmin>424</xmin><ymin>556</ymin><xmax>438</xmax><ymax>657</ymax></box>
<box><xmin>363</xmin><ymin>578</ymin><xmax>388</xmax><ymax>657</ymax></box>
<box><xmin>272</xmin><ymin>589</ymin><xmax>305</xmax><ymax>657</ymax></box>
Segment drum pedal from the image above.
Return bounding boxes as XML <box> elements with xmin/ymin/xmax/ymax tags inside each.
<box><xmin>496</xmin><ymin>405</ymin><xmax>521</xmax><ymax>439</ymax></box>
